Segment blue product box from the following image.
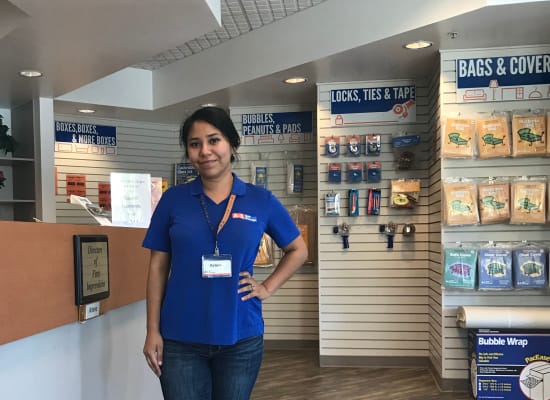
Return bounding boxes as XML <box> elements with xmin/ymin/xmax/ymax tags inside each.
<box><xmin>469</xmin><ymin>330</ymin><xmax>550</xmax><ymax>399</ymax></box>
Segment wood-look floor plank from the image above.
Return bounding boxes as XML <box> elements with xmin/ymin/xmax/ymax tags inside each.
<box><xmin>252</xmin><ymin>349</ymin><xmax>472</xmax><ymax>400</ymax></box>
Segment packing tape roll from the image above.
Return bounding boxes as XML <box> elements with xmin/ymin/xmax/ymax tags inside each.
<box><xmin>456</xmin><ymin>306</ymin><xmax>550</xmax><ymax>329</ymax></box>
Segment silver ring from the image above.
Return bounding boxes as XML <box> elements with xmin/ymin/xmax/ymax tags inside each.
<box><xmin>250</xmin><ymin>285</ymin><xmax>255</xmax><ymax>291</ymax></box>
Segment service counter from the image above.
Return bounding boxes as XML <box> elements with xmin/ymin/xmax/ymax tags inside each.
<box><xmin>0</xmin><ymin>221</ymin><xmax>149</xmax><ymax>345</ymax></box>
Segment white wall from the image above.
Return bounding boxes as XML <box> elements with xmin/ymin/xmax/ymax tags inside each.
<box><xmin>0</xmin><ymin>302</ymin><xmax>162</xmax><ymax>400</ymax></box>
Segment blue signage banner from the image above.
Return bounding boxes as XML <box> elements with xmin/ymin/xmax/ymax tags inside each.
<box><xmin>55</xmin><ymin>121</ymin><xmax>117</xmax><ymax>147</ymax></box>
<box><xmin>329</xmin><ymin>85</ymin><xmax>416</xmax><ymax>126</ymax></box>
<box><xmin>240</xmin><ymin>111</ymin><xmax>313</xmax><ymax>145</ymax></box>
<box><xmin>456</xmin><ymin>54</ymin><xmax>550</xmax><ymax>102</ymax></box>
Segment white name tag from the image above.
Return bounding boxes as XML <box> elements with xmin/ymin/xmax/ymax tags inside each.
<box><xmin>202</xmin><ymin>254</ymin><xmax>232</xmax><ymax>278</ymax></box>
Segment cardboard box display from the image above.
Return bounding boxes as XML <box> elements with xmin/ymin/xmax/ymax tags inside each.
<box><xmin>469</xmin><ymin>330</ymin><xmax>550</xmax><ymax>399</ymax></box>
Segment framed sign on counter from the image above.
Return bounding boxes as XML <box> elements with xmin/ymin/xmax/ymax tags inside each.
<box><xmin>73</xmin><ymin>235</ymin><xmax>110</xmax><ymax>306</ymax></box>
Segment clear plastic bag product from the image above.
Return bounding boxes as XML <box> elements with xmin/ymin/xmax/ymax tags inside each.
<box><xmin>442</xmin><ymin>178</ymin><xmax>479</xmax><ymax>226</ymax></box>
<box><xmin>511</xmin><ymin>110</ymin><xmax>546</xmax><ymax>157</ymax></box>
<box><xmin>442</xmin><ymin>117</ymin><xmax>475</xmax><ymax>158</ymax></box>
<box><xmin>510</xmin><ymin>177</ymin><xmax>547</xmax><ymax>224</ymax></box>
<box><xmin>476</xmin><ymin>113</ymin><xmax>511</xmax><ymax>159</ymax></box>
<box><xmin>477</xmin><ymin>178</ymin><xmax>510</xmax><ymax>224</ymax></box>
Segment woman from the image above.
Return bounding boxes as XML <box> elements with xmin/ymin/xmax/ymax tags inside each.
<box><xmin>142</xmin><ymin>106</ymin><xmax>308</xmax><ymax>400</ymax></box>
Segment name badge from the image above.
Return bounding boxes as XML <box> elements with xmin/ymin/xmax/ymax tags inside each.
<box><xmin>202</xmin><ymin>254</ymin><xmax>232</xmax><ymax>278</ymax></box>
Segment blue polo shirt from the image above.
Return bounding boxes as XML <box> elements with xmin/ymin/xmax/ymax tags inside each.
<box><xmin>142</xmin><ymin>174</ymin><xmax>299</xmax><ymax>345</ymax></box>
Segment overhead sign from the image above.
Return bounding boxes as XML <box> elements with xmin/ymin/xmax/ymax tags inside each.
<box><xmin>456</xmin><ymin>54</ymin><xmax>550</xmax><ymax>102</ymax></box>
<box><xmin>240</xmin><ymin>111</ymin><xmax>313</xmax><ymax>145</ymax></box>
<box><xmin>330</xmin><ymin>85</ymin><xmax>416</xmax><ymax>126</ymax></box>
<box><xmin>55</xmin><ymin>121</ymin><xmax>117</xmax><ymax>155</ymax></box>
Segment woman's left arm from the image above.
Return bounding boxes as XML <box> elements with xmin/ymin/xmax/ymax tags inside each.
<box><xmin>239</xmin><ymin>235</ymin><xmax>308</xmax><ymax>301</ymax></box>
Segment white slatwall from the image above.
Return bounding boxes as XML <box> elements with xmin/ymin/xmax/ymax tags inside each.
<box><xmin>55</xmin><ymin>108</ymin><xmax>319</xmax><ymax>342</ymax></box>
<box><xmin>317</xmin><ymin>80</ymin><xmax>432</xmax><ymax>359</ymax></box>
<box><xmin>230</xmin><ymin>105</ymin><xmax>319</xmax><ymax>342</ymax></box>
<box><xmin>55</xmin><ymin>115</ymin><xmax>181</xmax><ymax>225</ymax></box>
<box><xmin>439</xmin><ymin>45</ymin><xmax>550</xmax><ymax>380</ymax></box>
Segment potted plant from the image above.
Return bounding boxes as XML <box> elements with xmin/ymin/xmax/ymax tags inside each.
<box><xmin>0</xmin><ymin>114</ymin><xmax>18</xmax><ymax>155</ymax></box>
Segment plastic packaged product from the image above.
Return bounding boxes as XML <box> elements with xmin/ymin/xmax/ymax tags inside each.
<box><xmin>347</xmin><ymin>162</ymin><xmax>363</xmax><ymax>183</ymax></box>
<box><xmin>348</xmin><ymin>189</ymin><xmax>359</xmax><ymax>217</ymax></box>
<box><xmin>510</xmin><ymin>177</ymin><xmax>547</xmax><ymax>224</ymax></box>
<box><xmin>325</xmin><ymin>136</ymin><xmax>340</xmax><ymax>157</ymax></box>
<box><xmin>254</xmin><ymin>233</ymin><xmax>273</xmax><ymax>268</ymax></box>
<box><xmin>366</xmin><ymin>161</ymin><xmax>381</xmax><ymax>183</ymax></box>
<box><xmin>365</xmin><ymin>134</ymin><xmax>381</xmax><ymax>156</ymax></box>
<box><xmin>443</xmin><ymin>246</ymin><xmax>478</xmax><ymax>289</ymax></box>
<box><xmin>390</xmin><ymin>179</ymin><xmax>420</xmax><ymax>209</ymax></box>
<box><xmin>392</xmin><ymin>134</ymin><xmax>420</xmax><ymax>169</ymax></box>
<box><xmin>287</xmin><ymin>162</ymin><xmax>304</xmax><ymax>194</ymax></box>
<box><xmin>512</xmin><ymin>244</ymin><xmax>547</xmax><ymax>289</ymax></box>
<box><xmin>476</xmin><ymin>113</ymin><xmax>512</xmax><ymax>159</ymax></box>
<box><xmin>478</xmin><ymin>244</ymin><xmax>513</xmax><ymax>289</ymax></box>
<box><xmin>442</xmin><ymin>117</ymin><xmax>475</xmax><ymax>158</ymax></box>
<box><xmin>251</xmin><ymin>164</ymin><xmax>268</xmax><ymax>189</ymax></box>
<box><xmin>477</xmin><ymin>178</ymin><xmax>510</xmax><ymax>224</ymax></box>
<box><xmin>325</xmin><ymin>192</ymin><xmax>341</xmax><ymax>216</ymax></box>
<box><xmin>442</xmin><ymin>179</ymin><xmax>479</xmax><ymax>226</ymax></box>
<box><xmin>346</xmin><ymin>135</ymin><xmax>361</xmax><ymax>156</ymax></box>
<box><xmin>511</xmin><ymin>110</ymin><xmax>546</xmax><ymax>157</ymax></box>
<box><xmin>327</xmin><ymin>163</ymin><xmax>342</xmax><ymax>183</ymax></box>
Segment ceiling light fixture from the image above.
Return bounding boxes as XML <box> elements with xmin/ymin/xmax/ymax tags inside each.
<box><xmin>78</xmin><ymin>109</ymin><xmax>96</xmax><ymax>114</ymax></box>
<box><xmin>404</xmin><ymin>40</ymin><xmax>433</xmax><ymax>50</ymax></box>
<box><xmin>284</xmin><ymin>76</ymin><xmax>307</xmax><ymax>84</ymax></box>
<box><xmin>18</xmin><ymin>69</ymin><xmax>43</xmax><ymax>78</ymax></box>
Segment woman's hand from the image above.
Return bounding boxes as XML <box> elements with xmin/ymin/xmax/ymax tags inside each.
<box><xmin>239</xmin><ymin>271</ymin><xmax>270</xmax><ymax>301</ymax></box>
<box><xmin>143</xmin><ymin>331</ymin><xmax>164</xmax><ymax>377</ymax></box>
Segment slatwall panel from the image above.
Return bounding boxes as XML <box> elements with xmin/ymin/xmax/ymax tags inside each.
<box><xmin>426</xmin><ymin>62</ymin><xmax>443</xmax><ymax>378</ymax></box>
<box><xmin>230</xmin><ymin>105</ymin><xmax>319</xmax><ymax>341</ymax></box>
<box><xmin>54</xmin><ymin>115</ymin><xmax>181</xmax><ymax>224</ymax></box>
<box><xmin>317</xmin><ymin>80</ymin><xmax>431</xmax><ymax>360</ymax></box>
<box><xmin>439</xmin><ymin>45</ymin><xmax>550</xmax><ymax>380</ymax></box>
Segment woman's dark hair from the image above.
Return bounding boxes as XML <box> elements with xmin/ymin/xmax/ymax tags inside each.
<box><xmin>180</xmin><ymin>106</ymin><xmax>240</xmax><ymax>162</ymax></box>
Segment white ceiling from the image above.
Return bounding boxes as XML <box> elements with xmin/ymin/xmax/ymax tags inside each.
<box><xmin>2</xmin><ymin>0</ymin><xmax>550</xmax><ymax>124</ymax></box>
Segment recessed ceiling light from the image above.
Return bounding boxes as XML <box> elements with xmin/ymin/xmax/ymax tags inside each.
<box><xmin>284</xmin><ymin>76</ymin><xmax>307</xmax><ymax>84</ymax></box>
<box><xmin>404</xmin><ymin>40</ymin><xmax>433</xmax><ymax>50</ymax></box>
<box><xmin>19</xmin><ymin>69</ymin><xmax>43</xmax><ymax>78</ymax></box>
<box><xmin>78</xmin><ymin>109</ymin><xmax>96</xmax><ymax>114</ymax></box>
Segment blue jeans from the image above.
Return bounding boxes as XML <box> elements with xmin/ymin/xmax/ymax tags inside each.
<box><xmin>160</xmin><ymin>335</ymin><xmax>264</xmax><ymax>400</ymax></box>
